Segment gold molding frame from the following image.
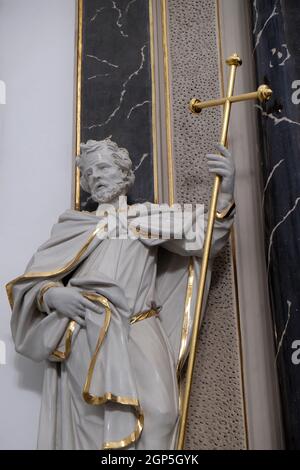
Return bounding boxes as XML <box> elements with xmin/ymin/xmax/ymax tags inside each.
<box><xmin>75</xmin><ymin>0</ymin><xmax>83</xmax><ymax>211</ymax></box>
<box><xmin>72</xmin><ymin>0</ymin><xmax>248</xmax><ymax>450</ymax></box>
<box><xmin>161</xmin><ymin>0</ymin><xmax>175</xmax><ymax>205</ymax></box>
<box><xmin>149</xmin><ymin>0</ymin><xmax>159</xmax><ymax>204</ymax></box>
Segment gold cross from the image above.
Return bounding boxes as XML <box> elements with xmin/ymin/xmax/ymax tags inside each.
<box><xmin>189</xmin><ymin>53</ymin><xmax>272</xmax><ymax>115</ymax></box>
<box><xmin>177</xmin><ymin>53</ymin><xmax>272</xmax><ymax>450</ymax></box>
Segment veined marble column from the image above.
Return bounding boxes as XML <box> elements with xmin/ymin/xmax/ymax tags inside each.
<box><xmin>79</xmin><ymin>0</ymin><xmax>155</xmax><ymax>210</ymax></box>
<box><xmin>252</xmin><ymin>0</ymin><xmax>300</xmax><ymax>449</ymax></box>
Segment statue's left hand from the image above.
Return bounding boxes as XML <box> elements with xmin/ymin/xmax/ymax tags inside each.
<box><xmin>206</xmin><ymin>143</ymin><xmax>235</xmax><ymax>197</ymax></box>
<box><xmin>43</xmin><ymin>286</ymin><xmax>100</xmax><ymax>327</ymax></box>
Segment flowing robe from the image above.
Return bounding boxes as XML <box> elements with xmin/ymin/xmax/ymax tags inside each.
<box><xmin>6</xmin><ymin>203</ymin><xmax>234</xmax><ymax>450</ymax></box>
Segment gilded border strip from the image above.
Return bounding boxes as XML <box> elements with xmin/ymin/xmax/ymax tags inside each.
<box><xmin>176</xmin><ymin>260</ymin><xmax>195</xmax><ymax>379</ymax></box>
<box><xmin>149</xmin><ymin>0</ymin><xmax>159</xmax><ymax>204</ymax></box>
<box><xmin>81</xmin><ymin>292</ymin><xmax>144</xmax><ymax>449</ymax></box>
<box><xmin>216</xmin><ymin>0</ymin><xmax>249</xmax><ymax>449</ymax></box>
<box><xmin>6</xmin><ymin>226</ymin><xmax>102</xmax><ymax>308</ymax></box>
<box><xmin>161</xmin><ymin>0</ymin><xmax>175</xmax><ymax>206</ymax></box>
<box><xmin>75</xmin><ymin>0</ymin><xmax>83</xmax><ymax>211</ymax></box>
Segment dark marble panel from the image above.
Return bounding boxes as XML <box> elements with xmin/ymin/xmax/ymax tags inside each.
<box><xmin>80</xmin><ymin>0</ymin><xmax>154</xmax><ymax>211</ymax></box>
<box><xmin>252</xmin><ymin>0</ymin><xmax>300</xmax><ymax>449</ymax></box>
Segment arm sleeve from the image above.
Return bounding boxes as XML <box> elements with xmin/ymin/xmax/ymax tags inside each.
<box><xmin>162</xmin><ymin>210</ymin><xmax>235</xmax><ymax>258</ymax></box>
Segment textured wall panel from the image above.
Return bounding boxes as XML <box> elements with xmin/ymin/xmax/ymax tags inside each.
<box><xmin>167</xmin><ymin>0</ymin><xmax>247</xmax><ymax>449</ymax></box>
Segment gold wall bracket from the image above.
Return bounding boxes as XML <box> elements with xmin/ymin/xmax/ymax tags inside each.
<box><xmin>177</xmin><ymin>53</ymin><xmax>273</xmax><ymax>450</ymax></box>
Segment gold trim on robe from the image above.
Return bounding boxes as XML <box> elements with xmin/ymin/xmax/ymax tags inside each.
<box><xmin>6</xmin><ymin>225</ymin><xmax>144</xmax><ymax>449</ymax></box>
<box><xmin>81</xmin><ymin>292</ymin><xmax>144</xmax><ymax>450</ymax></box>
<box><xmin>176</xmin><ymin>259</ymin><xmax>195</xmax><ymax>379</ymax></box>
<box><xmin>6</xmin><ymin>212</ymin><xmax>199</xmax><ymax>450</ymax></box>
<box><xmin>6</xmin><ymin>226</ymin><xmax>102</xmax><ymax>308</ymax></box>
<box><xmin>51</xmin><ymin>320</ymin><xmax>77</xmax><ymax>361</ymax></box>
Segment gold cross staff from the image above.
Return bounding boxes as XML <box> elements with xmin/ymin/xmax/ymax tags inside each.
<box><xmin>177</xmin><ymin>53</ymin><xmax>272</xmax><ymax>450</ymax></box>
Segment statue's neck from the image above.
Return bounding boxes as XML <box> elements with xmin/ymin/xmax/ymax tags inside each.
<box><xmin>96</xmin><ymin>193</ymin><xmax>127</xmax><ymax>213</ymax></box>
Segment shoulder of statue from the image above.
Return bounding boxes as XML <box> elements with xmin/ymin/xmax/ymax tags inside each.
<box><xmin>57</xmin><ymin>208</ymin><xmax>99</xmax><ymax>223</ymax></box>
<box><xmin>50</xmin><ymin>209</ymin><xmax>99</xmax><ymax>238</ymax></box>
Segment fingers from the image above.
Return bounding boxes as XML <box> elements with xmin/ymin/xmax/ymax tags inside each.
<box><xmin>207</xmin><ymin>159</ymin><xmax>232</xmax><ymax>169</ymax></box>
<box><xmin>207</xmin><ymin>160</ymin><xmax>233</xmax><ymax>174</ymax></box>
<box><xmin>207</xmin><ymin>154</ymin><xmax>234</xmax><ymax>184</ymax></box>
<box><xmin>207</xmin><ymin>153</ymin><xmax>234</xmax><ymax>170</ymax></box>
<box><xmin>62</xmin><ymin>308</ymin><xmax>85</xmax><ymax>325</ymax></box>
<box><xmin>81</xmin><ymin>298</ymin><xmax>102</xmax><ymax>314</ymax></box>
<box><xmin>207</xmin><ymin>153</ymin><xmax>228</xmax><ymax>161</ymax></box>
<box><xmin>208</xmin><ymin>168</ymin><xmax>230</xmax><ymax>177</ymax></box>
<box><xmin>209</xmin><ymin>170</ymin><xmax>231</xmax><ymax>181</ymax></box>
<box><xmin>61</xmin><ymin>310</ymin><xmax>85</xmax><ymax>327</ymax></box>
<box><xmin>206</xmin><ymin>154</ymin><xmax>233</xmax><ymax>167</ymax></box>
<box><xmin>73</xmin><ymin>316</ymin><xmax>86</xmax><ymax>327</ymax></box>
<box><xmin>72</xmin><ymin>305</ymin><xmax>86</xmax><ymax>318</ymax></box>
<box><xmin>214</xmin><ymin>143</ymin><xmax>231</xmax><ymax>158</ymax></box>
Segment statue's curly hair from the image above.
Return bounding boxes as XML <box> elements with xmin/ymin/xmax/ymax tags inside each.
<box><xmin>76</xmin><ymin>138</ymin><xmax>135</xmax><ymax>194</ymax></box>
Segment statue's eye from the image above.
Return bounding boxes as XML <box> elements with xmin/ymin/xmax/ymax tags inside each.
<box><xmin>85</xmin><ymin>169</ymin><xmax>93</xmax><ymax>178</ymax></box>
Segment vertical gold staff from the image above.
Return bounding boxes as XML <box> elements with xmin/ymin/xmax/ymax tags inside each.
<box><xmin>177</xmin><ymin>53</ymin><xmax>272</xmax><ymax>449</ymax></box>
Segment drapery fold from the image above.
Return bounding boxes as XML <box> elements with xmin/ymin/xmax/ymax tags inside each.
<box><xmin>6</xmin><ymin>206</ymin><xmax>233</xmax><ymax>449</ymax></box>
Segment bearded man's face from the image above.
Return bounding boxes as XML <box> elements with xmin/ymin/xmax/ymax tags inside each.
<box><xmin>83</xmin><ymin>149</ymin><xmax>128</xmax><ymax>203</ymax></box>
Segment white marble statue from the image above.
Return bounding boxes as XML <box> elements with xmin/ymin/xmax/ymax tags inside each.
<box><xmin>6</xmin><ymin>139</ymin><xmax>235</xmax><ymax>450</ymax></box>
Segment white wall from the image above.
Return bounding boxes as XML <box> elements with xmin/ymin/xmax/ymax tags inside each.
<box><xmin>0</xmin><ymin>0</ymin><xmax>76</xmax><ymax>449</ymax></box>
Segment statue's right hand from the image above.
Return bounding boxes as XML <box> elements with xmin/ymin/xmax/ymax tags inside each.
<box><xmin>43</xmin><ymin>287</ymin><xmax>100</xmax><ymax>327</ymax></box>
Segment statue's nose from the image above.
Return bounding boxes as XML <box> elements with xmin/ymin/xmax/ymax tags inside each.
<box><xmin>91</xmin><ymin>172</ymin><xmax>101</xmax><ymax>183</ymax></box>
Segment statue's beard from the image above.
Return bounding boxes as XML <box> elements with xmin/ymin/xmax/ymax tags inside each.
<box><xmin>90</xmin><ymin>181</ymin><xmax>127</xmax><ymax>204</ymax></box>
